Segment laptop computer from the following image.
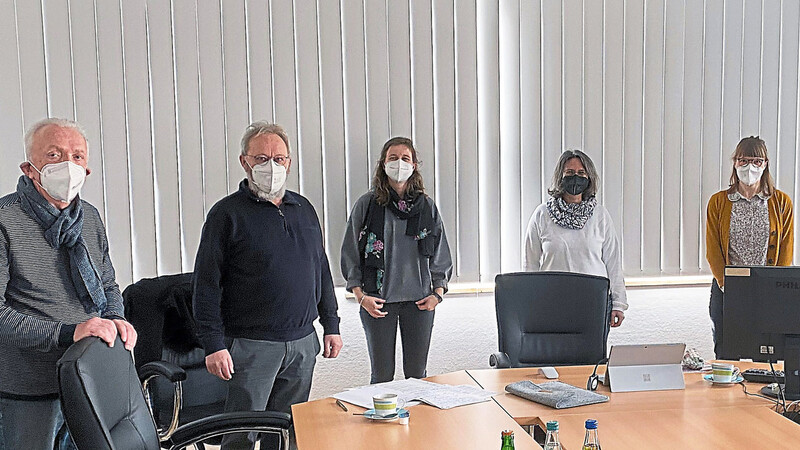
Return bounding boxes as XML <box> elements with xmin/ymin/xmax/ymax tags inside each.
<box><xmin>604</xmin><ymin>343</ymin><xmax>686</xmax><ymax>393</ymax></box>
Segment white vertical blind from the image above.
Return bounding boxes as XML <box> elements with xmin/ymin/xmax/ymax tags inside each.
<box><xmin>2</xmin><ymin>0</ymin><xmax>799</xmax><ymax>289</ymax></box>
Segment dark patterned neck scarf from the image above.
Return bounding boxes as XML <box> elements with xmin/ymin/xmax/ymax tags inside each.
<box><xmin>357</xmin><ymin>189</ymin><xmax>437</xmax><ymax>294</ymax></box>
<box><xmin>546</xmin><ymin>195</ymin><xmax>597</xmax><ymax>230</ymax></box>
<box><xmin>16</xmin><ymin>175</ymin><xmax>107</xmax><ymax>314</ymax></box>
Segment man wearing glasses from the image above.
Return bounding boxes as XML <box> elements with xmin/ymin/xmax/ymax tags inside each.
<box><xmin>193</xmin><ymin>122</ymin><xmax>343</xmax><ymax>449</ymax></box>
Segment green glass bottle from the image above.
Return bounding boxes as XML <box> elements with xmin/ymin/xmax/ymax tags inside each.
<box><xmin>500</xmin><ymin>429</ymin><xmax>515</xmax><ymax>449</ymax></box>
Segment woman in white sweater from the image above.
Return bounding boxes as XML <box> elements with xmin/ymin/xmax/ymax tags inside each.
<box><xmin>523</xmin><ymin>150</ymin><xmax>628</xmax><ymax>327</ymax></box>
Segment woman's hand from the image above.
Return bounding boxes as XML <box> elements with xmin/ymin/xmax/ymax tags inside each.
<box><xmin>610</xmin><ymin>310</ymin><xmax>625</xmax><ymax>327</ymax></box>
<box><xmin>415</xmin><ymin>295</ymin><xmax>440</xmax><ymax>311</ymax></box>
<box><xmin>361</xmin><ymin>295</ymin><xmax>388</xmax><ymax>318</ymax></box>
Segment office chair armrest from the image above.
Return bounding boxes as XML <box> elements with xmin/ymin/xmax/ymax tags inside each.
<box><xmin>167</xmin><ymin>411</ymin><xmax>292</xmax><ymax>450</ymax></box>
<box><xmin>139</xmin><ymin>361</ymin><xmax>187</xmax><ymax>383</ymax></box>
<box><xmin>489</xmin><ymin>352</ymin><xmax>511</xmax><ymax>369</ymax></box>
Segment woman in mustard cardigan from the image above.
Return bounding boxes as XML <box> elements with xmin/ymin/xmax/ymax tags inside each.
<box><xmin>706</xmin><ymin>136</ymin><xmax>794</xmax><ymax>357</ymax></box>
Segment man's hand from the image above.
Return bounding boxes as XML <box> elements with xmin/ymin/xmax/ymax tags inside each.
<box><xmin>74</xmin><ymin>317</ymin><xmax>118</xmax><ymax>347</ymax></box>
<box><xmin>205</xmin><ymin>349</ymin><xmax>234</xmax><ymax>380</ymax></box>
<box><xmin>610</xmin><ymin>310</ymin><xmax>625</xmax><ymax>327</ymax></box>
<box><xmin>322</xmin><ymin>334</ymin><xmax>343</xmax><ymax>358</ymax></box>
<box><xmin>111</xmin><ymin>319</ymin><xmax>138</xmax><ymax>351</ymax></box>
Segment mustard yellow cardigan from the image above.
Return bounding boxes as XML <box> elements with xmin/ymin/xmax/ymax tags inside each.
<box><xmin>706</xmin><ymin>189</ymin><xmax>794</xmax><ymax>287</ymax></box>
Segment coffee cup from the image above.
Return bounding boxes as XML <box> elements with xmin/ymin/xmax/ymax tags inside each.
<box><xmin>711</xmin><ymin>362</ymin><xmax>739</xmax><ymax>382</ymax></box>
<box><xmin>372</xmin><ymin>393</ymin><xmax>404</xmax><ymax>417</ymax></box>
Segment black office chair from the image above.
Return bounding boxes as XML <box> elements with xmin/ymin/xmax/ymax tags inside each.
<box><xmin>57</xmin><ymin>336</ymin><xmax>291</xmax><ymax>450</ymax></box>
<box><xmin>123</xmin><ymin>274</ymin><xmax>228</xmax><ymax>438</ymax></box>
<box><xmin>489</xmin><ymin>271</ymin><xmax>612</xmax><ymax>368</ymax></box>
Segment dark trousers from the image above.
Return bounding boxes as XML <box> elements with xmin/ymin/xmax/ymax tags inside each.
<box><xmin>360</xmin><ymin>301</ymin><xmax>435</xmax><ymax>384</ymax></box>
<box><xmin>709</xmin><ymin>279</ymin><xmax>724</xmax><ymax>358</ymax></box>
<box><xmin>0</xmin><ymin>396</ymin><xmax>76</xmax><ymax>450</ymax></box>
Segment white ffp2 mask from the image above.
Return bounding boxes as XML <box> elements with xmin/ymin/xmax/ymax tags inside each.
<box><xmin>29</xmin><ymin>160</ymin><xmax>86</xmax><ymax>203</ymax></box>
<box><xmin>736</xmin><ymin>163</ymin><xmax>765</xmax><ymax>186</ymax></box>
<box><xmin>248</xmin><ymin>160</ymin><xmax>287</xmax><ymax>195</ymax></box>
<box><xmin>384</xmin><ymin>160</ymin><xmax>414</xmax><ymax>183</ymax></box>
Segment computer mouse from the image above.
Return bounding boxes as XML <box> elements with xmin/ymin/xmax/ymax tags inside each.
<box><xmin>539</xmin><ymin>366</ymin><xmax>559</xmax><ymax>379</ymax></box>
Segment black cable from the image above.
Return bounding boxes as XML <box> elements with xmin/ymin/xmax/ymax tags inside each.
<box><xmin>768</xmin><ymin>360</ymin><xmax>787</xmax><ymax>413</ymax></box>
<box><xmin>740</xmin><ymin>382</ymin><xmax>781</xmax><ymax>406</ymax></box>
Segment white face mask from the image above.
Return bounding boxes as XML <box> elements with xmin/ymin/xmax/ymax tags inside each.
<box><xmin>384</xmin><ymin>160</ymin><xmax>415</xmax><ymax>183</ymax></box>
<box><xmin>28</xmin><ymin>160</ymin><xmax>86</xmax><ymax>203</ymax></box>
<box><xmin>736</xmin><ymin>163</ymin><xmax>765</xmax><ymax>186</ymax></box>
<box><xmin>247</xmin><ymin>159</ymin><xmax>287</xmax><ymax>196</ymax></box>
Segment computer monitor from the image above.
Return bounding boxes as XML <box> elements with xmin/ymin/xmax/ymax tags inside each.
<box><xmin>723</xmin><ymin>265</ymin><xmax>800</xmax><ymax>400</ymax></box>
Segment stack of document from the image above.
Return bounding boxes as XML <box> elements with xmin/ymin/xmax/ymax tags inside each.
<box><xmin>333</xmin><ymin>378</ymin><xmax>496</xmax><ymax>410</ymax></box>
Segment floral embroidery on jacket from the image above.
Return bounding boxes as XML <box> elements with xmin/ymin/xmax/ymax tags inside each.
<box><xmin>364</xmin><ymin>232</ymin><xmax>384</xmax><ymax>258</ymax></box>
<box><xmin>376</xmin><ymin>269</ymin><xmax>384</xmax><ymax>291</ymax></box>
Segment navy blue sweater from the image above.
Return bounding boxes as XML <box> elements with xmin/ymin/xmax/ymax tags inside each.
<box><xmin>193</xmin><ymin>180</ymin><xmax>340</xmax><ymax>355</ymax></box>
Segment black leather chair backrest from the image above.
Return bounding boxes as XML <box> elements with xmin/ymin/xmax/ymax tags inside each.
<box><xmin>58</xmin><ymin>337</ymin><xmax>160</xmax><ymax>450</ymax></box>
<box><xmin>494</xmin><ymin>271</ymin><xmax>611</xmax><ymax>367</ymax></box>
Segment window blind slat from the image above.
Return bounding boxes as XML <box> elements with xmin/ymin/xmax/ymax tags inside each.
<box><xmin>431</xmin><ymin>0</ymin><xmax>459</xmax><ymax>279</ymax></box>
<box><xmin>197</xmin><ymin>0</ymin><xmax>230</xmax><ymax>214</ymax></box>
<box><xmin>499</xmin><ymin>0</ymin><xmax>521</xmax><ymax>273</ymax></box>
<box><xmin>96</xmin><ymin>0</ymin><xmax>134</xmax><ymax>285</ymax></box>
<box><xmin>0</xmin><ymin>0</ymin><xmax>26</xmax><ymax>195</ymax></box>
<box><xmin>681</xmin><ymin>1</ymin><xmax>705</xmax><ymax>273</ymax></box>
<box><xmin>146</xmin><ymin>0</ymin><xmax>182</xmax><ymax>275</ymax></box>
<box><xmin>42</xmin><ymin>0</ymin><xmax>75</xmax><ymax>120</ymax></box>
<box><xmin>317</xmin><ymin>0</ymin><xmax>347</xmax><ymax>284</ymax></box>
<box><xmin>662</xmin><ymin>0</ymin><xmax>683</xmax><ymax>274</ymax></box>
<box><xmin>453</xmin><ymin>0</ymin><xmax>480</xmax><ymax>281</ymax></box>
<box><xmin>121</xmin><ymin>0</ymin><xmax>158</xmax><ymax>281</ymax></box>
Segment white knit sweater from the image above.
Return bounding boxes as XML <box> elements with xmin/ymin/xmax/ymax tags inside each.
<box><xmin>523</xmin><ymin>201</ymin><xmax>628</xmax><ymax>311</ymax></box>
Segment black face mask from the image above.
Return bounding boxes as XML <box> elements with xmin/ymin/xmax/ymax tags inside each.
<box><xmin>561</xmin><ymin>175</ymin><xmax>590</xmax><ymax>196</ymax></box>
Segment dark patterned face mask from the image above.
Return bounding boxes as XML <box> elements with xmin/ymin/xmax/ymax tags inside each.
<box><xmin>561</xmin><ymin>174</ymin><xmax>590</xmax><ymax>196</ymax></box>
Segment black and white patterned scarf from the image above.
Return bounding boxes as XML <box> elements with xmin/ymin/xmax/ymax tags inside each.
<box><xmin>546</xmin><ymin>195</ymin><xmax>597</xmax><ymax>230</ymax></box>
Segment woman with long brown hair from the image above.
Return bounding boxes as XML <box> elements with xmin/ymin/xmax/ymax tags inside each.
<box><xmin>341</xmin><ymin>137</ymin><xmax>452</xmax><ymax>383</ymax></box>
<box><xmin>706</xmin><ymin>136</ymin><xmax>794</xmax><ymax>357</ymax></box>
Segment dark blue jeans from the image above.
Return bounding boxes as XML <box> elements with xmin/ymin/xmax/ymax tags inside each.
<box><xmin>360</xmin><ymin>301</ymin><xmax>435</xmax><ymax>384</ymax></box>
<box><xmin>0</xmin><ymin>396</ymin><xmax>76</xmax><ymax>450</ymax></box>
<box><xmin>709</xmin><ymin>279</ymin><xmax>724</xmax><ymax>358</ymax></box>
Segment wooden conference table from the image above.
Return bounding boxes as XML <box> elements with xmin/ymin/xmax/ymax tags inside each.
<box><xmin>292</xmin><ymin>362</ymin><xmax>800</xmax><ymax>449</ymax></box>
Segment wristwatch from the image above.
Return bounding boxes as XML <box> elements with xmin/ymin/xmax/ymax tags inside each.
<box><xmin>432</xmin><ymin>292</ymin><xmax>443</xmax><ymax>303</ymax></box>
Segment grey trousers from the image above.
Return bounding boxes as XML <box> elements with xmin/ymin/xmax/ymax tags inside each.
<box><xmin>360</xmin><ymin>301</ymin><xmax>435</xmax><ymax>384</ymax></box>
<box><xmin>221</xmin><ymin>332</ymin><xmax>320</xmax><ymax>450</ymax></box>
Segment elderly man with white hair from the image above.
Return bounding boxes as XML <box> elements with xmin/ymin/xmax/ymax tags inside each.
<box><xmin>193</xmin><ymin>121</ymin><xmax>343</xmax><ymax>450</ymax></box>
<box><xmin>0</xmin><ymin>118</ymin><xmax>137</xmax><ymax>449</ymax></box>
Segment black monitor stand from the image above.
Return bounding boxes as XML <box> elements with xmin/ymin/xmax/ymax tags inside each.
<box><xmin>762</xmin><ymin>335</ymin><xmax>800</xmax><ymax>401</ymax></box>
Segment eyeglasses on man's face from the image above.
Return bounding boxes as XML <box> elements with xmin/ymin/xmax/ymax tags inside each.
<box><xmin>563</xmin><ymin>169</ymin><xmax>588</xmax><ymax>177</ymax></box>
<box><xmin>735</xmin><ymin>157</ymin><xmax>766</xmax><ymax>168</ymax></box>
<box><xmin>247</xmin><ymin>154</ymin><xmax>290</xmax><ymax>166</ymax></box>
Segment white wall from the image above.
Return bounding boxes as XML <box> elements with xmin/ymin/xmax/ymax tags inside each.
<box><xmin>309</xmin><ymin>285</ymin><xmax>714</xmax><ymax>400</ymax></box>
<box><xmin>2</xmin><ymin>0</ymin><xmax>799</xmax><ymax>289</ymax></box>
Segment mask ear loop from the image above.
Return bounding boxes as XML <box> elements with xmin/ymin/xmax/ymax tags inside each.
<box><xmin>25</xmin><ymin>160</ymin><xmax>49</xmax><ymax>192</ymax></box>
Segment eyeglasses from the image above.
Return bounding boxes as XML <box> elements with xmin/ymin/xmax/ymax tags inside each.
<box><xmin>563</xmin><ymin>169</ymin><xmax>588</xmax><ymax>177</ymax></box>
<box><xmin>736</xmin><ymin>157</ymin><xmax>766</xmax><ymax>168</ymax></box>
<box><xmin>247</xmin><ymin>154</ymin><xmax>290</xmax><ymax>166</ymax></box>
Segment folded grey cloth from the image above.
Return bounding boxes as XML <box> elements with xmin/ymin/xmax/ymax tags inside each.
<box><xmin>505</xmin><ymin>380</ymin><xmax>609</xmax><ymax>409</ymax></box>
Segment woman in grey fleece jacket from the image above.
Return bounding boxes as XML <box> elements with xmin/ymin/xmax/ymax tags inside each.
<box><xmin>341</xmin><ymin>137</ymin><xmax>452</xmax><ymax>384</ymax></box>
